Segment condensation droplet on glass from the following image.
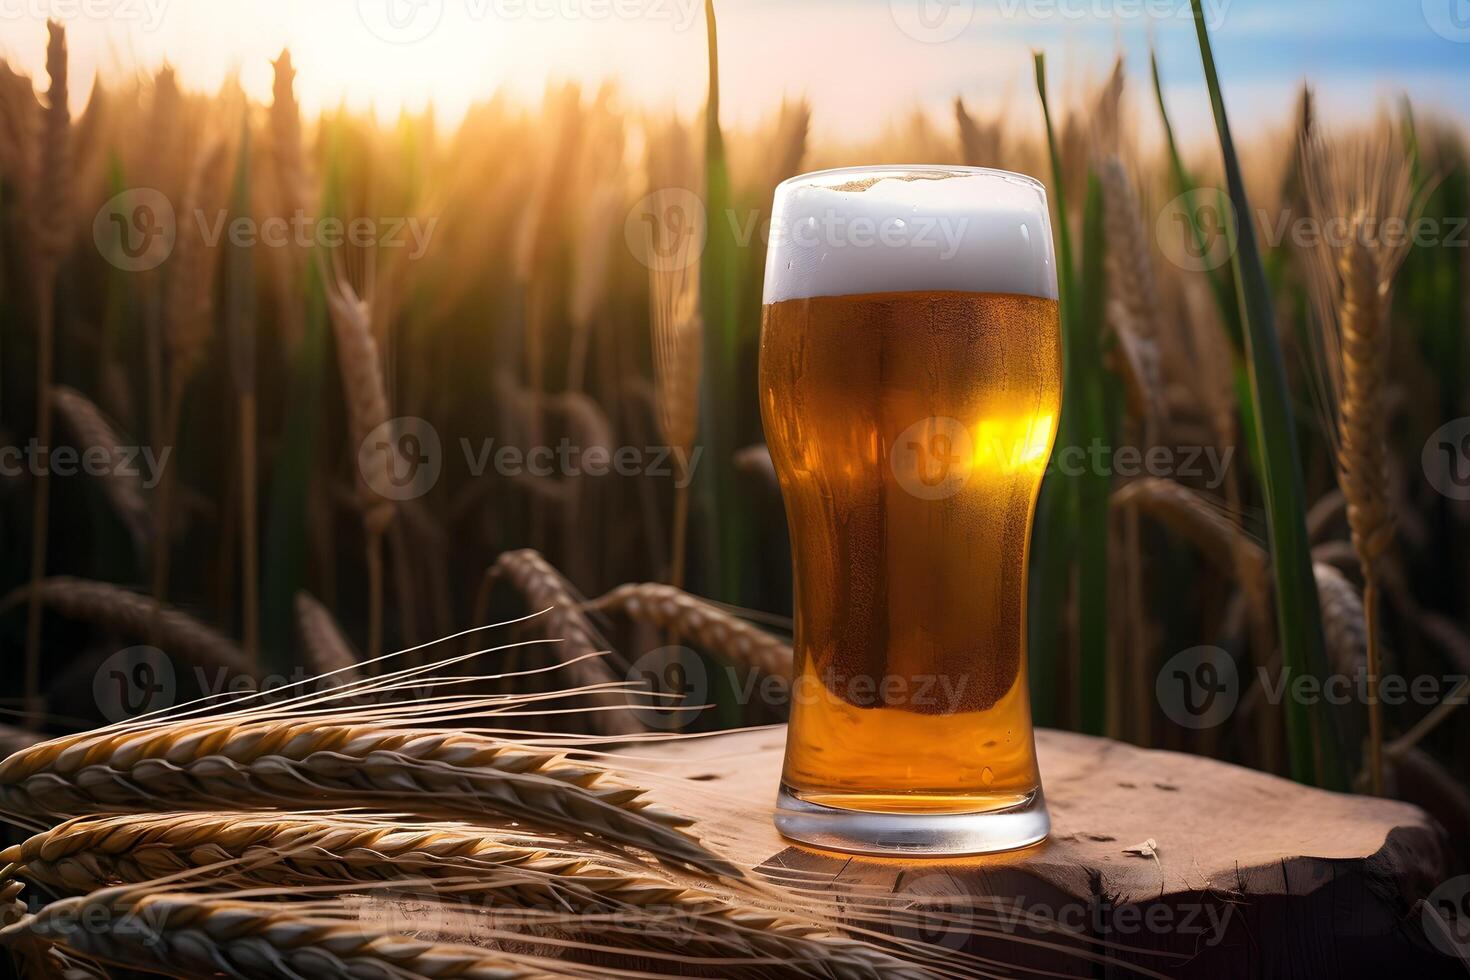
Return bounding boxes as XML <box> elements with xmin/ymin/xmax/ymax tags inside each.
<box><xmin>981</xmin><ymin>767</ymin><xmax>995</xmax><ymax>787</ymax></box>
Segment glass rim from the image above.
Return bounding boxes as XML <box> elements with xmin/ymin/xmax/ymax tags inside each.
<box><xmin>774</xmin><ymin>164</ymin><xmax>1046</xmax><ymax>195</ymax></box>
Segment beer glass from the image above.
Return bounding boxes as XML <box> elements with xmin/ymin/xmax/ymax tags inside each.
<box><xmin>760</xmin><ymin>166</ymin><xmax>1059</xmax><ymax>854</ymax></box>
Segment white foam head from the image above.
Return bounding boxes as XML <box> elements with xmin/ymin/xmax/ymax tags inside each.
<box><xmin>762</xmin><ymin>166</ymin><xmax>1058</xmax><ymax>305</ymax></box>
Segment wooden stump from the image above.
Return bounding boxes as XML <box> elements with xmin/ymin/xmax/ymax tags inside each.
<box><xmin>622</xmin><ymin>728</ymin><xmax>1466</xmax><ymax>978</ymax></box>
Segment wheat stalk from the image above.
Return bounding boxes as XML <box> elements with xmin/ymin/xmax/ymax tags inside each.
<box><xmin>296</xmin><ymin>592</ymin><xmax>364</xmax><ymax>683</ymax></box>
<box><xmin>0</xmin><ymin>886</ymin><xmax>567</xmax><ymax>980</ymax></box>
<box><xmin>1112</xmin><ymin>479</ymin><xmax>1267</xmax><ymax>583</ymax></box>
<box><xmin>0</xmin><ymin>718</ymin><xmax>736</xmax><ymax>879</ymax></box>
<box><xmin>23</xmin><ymin>20</ymin><xmax>71</xmax><ymax>732</ymax></box>
<box><xmin>479</xmin><ymin>550</ymin><xmax>641</xmax><ymax>737</ymax></box>
<box><xmin>1</xmin><ymin>577</ymin><xmax>247</xmax><ymax>675</ymax></box>
<box><xmin>7</xmin><ymin>812</ymin><xmax>936</xmax><ymax>979</ymax></box>
<box><xmin>324</xmin><ymin>256</ymin><xmax>396</xmax><ymax>663</ymax></box>
<box><xmin>1313</xmin><ymin>562</ymin><xmax>1367</xmax><ymax>680</ymax></box>
<box><xmin>1099</xmin><ymin>155</ymin><xmax>1166</xmax><ymax>436</ymax></box>
<box><xmin>264</xmin><ymin>50</ymin><xmax>310</xmax><ymax>354</ymax></box>
<box><xmin>645</xmin><ymin>179</ymin><xmax>703</xmax><ymax>590</ymax></box>
<box><xmin>48</xmin><ymin>385</ymin><xmax>151</xmax><ymax>556</ymax></box>
<box><xmin>1299</xmin><ymin>118</ymin><xmax>1415</xmax><ymax>794</ymax></box>
<box><xmin>587</xmin><ymin>584</ymin><xmax>791</xmax><ymax>681</ymax></box>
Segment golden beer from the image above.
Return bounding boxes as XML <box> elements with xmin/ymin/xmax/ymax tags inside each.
<box><xmin>762</xmin><ymin>167</ymin><xmax>1059</xmax><ymax>854</ymax></box>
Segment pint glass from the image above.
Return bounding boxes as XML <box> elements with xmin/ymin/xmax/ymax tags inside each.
<box><xmin>760</xmin><ymin>166</ymin><xmax>1060</xmax><ymax>854</ymax></box>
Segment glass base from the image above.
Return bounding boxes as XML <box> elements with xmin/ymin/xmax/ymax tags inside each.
<box><xmin>774</xmin><ymin>784</ymin><xmax>1050</xmax><ymax>856</ymax></box>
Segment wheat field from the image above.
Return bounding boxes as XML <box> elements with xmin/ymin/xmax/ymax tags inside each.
<box><xmin>0</xmin><ymin>7</ymin><xmax>1468</xmax><ymax>977</ymax></box>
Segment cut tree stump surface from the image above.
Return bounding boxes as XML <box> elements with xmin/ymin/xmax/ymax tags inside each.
<box><xmin>621</xmin><ymin>728</ymin><xmax>1463</xmax><ymax>978</ymax></box>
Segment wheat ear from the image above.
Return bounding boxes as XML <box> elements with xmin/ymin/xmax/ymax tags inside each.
<box><xmin>7</xmin><ymin>813</ymin><xmax>935</xmax><ymax>979</ymax></box>
<box><xmin>1313</xmin><ymin>562</ymin><xmax>1367</xmax><ymax>680</ymax></box>
<box><xmin>49</xmin><ymin>385</ymin><xmax>152</xmax><ymax>556</ymax></box>
<box><xmin>1300</xmin><ymin>122</ymin><xmax>1415</xmax><ymax>795</ymax></box>
<box><xmin>323</xmin><ymin>258</ymin><xmax>395</xmax><ymax>665</ymax></box>
<box><xmin>1098</xmin><ymin>155</ymin><xmax>1166</xmax><ymax>436</ymax></box>
<box><xmin>1</xmin><ymin>577</ymin><xmax>247</xmax><ymax>674</ymax></box>
<box><xmin>0</xmin><ymin>718</ymin><xmax>737</xmax><ymax>879</ymax></box>
<box><xmin>480</xmin><ymin>550</ymin><xmax>641</xmax><ymax>737</ymax></box>
<box><xmin>295</xmin><ymin>592</ymin><xmax>364</xmax><ymax>683</ymax></box>
<box><xmin>587</xmin><ymin>584</ymin><xmax>792</xmax><ymax>680</ymax></box>
<box><xmin>0</xmin><ymin>886</ymin><xmax>565</xmax><ymax>980</ymax></box>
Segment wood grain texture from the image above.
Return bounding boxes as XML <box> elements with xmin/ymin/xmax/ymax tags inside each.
<box><xmin>622</xmin><ymin>728</ymin><xmax>1464</xmax><ymax>978</ymax></box>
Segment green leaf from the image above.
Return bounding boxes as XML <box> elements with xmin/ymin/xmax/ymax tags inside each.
<box><xmin>1190</xmin><ymin>0</ymin><xmax>1342</xmax><ymax>788</ymax></box>
<box><xmin>698</xmin><ymin>0</ymin><xmax>748</xmax><ymax>605</ymax></box>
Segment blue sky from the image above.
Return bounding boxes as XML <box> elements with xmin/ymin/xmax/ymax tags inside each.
<box><xmin>0</xmin><ymin>0</ymin><xmax>1464</xmax><ymax>142</ymax></box>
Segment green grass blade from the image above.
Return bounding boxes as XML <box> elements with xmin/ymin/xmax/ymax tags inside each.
<box><xmin>1190</xmin><ymin>0</ymin><xmax>1342</xmax><ymax>788</ymax></box>
<box><xmin>1075</xmin><ymin>173</ymin><xmax>1111</xmax><ymax>736</ymax></box>
<box><xmin>1027</xmin><ymin>53</ymin><xmax>1077</xmax><ymax>728</ymax></box>
<box><xmin>698</xmin><ymin>0</ymin><xmax>747</xmax><ymax>604</ymax></box>
<box><xmin>1031</xmin><ymin>53</ymin><xmax>1110</xmax><ymax>735</ymax></box>
<box><xmin>1149</xmin><ymin>48</ymin><xmax>1241</xmax><ymax>348</ymax></box>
